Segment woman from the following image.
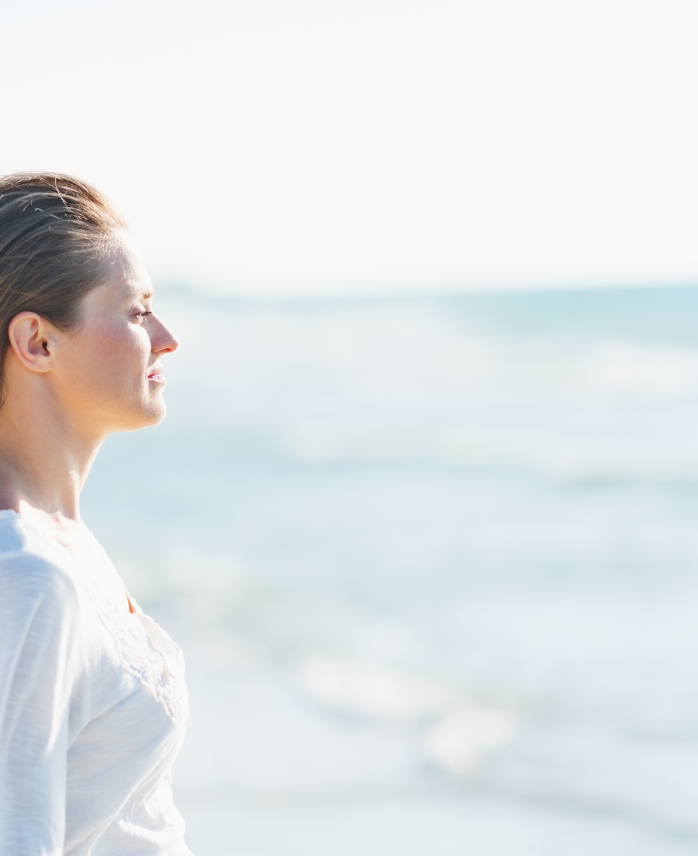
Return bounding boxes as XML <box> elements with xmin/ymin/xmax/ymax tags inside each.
<box><xmin>0</xmin><ymin>173</ymin><xmax>190</xmax><ymax>856</ymax></box>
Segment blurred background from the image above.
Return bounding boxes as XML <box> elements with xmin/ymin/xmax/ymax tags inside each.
<box><xmin>3</xmin><ymin>0</ymin><xmax>698</xmax><ymax>853</ymax></box>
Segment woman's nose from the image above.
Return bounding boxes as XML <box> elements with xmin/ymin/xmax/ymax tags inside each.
<box><xmin>152</xmin><ymin>316</ymin><xmax>179</xmax><ymax>354</ymax></box>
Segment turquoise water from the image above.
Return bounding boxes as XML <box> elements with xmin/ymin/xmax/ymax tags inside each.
<box><xmin>82</xmin><ymin>286</ymin><xmax>698</xmax><ymax>854</ymax></box>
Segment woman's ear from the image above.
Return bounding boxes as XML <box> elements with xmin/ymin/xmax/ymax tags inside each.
<box><xmin>7</xmin><ymin>312</ymin><xmax>54</xmax><ymax>373</ymax></box>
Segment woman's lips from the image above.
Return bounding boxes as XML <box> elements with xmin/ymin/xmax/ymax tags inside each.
<box><xmin>147</xmin><ymin>368</ymin><xmax>165</xmax><ymax>383</ymax></box>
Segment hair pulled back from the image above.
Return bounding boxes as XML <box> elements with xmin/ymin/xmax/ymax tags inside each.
<box><xmin>0</xmin><ymin>172</ymin><xmax>126</xmax><ymax>398</ymax></box>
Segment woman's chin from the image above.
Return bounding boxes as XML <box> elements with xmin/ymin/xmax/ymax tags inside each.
<box><xmin>141</xmin><ymin>401</ymin><xmax>167</xmax><ymax>427</ymax></box>
<box><xmin>112</xmin><ymin>401</ymin><xmax>167</xmax><ymax>433</ymax></box>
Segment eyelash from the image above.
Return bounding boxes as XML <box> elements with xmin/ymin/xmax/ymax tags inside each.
<box><xmin>134</xmin><ymin>311</ymin><xmax>153</xmax><ymax>321</ymax></box>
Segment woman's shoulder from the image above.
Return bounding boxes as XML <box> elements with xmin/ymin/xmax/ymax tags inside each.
<box><xmin>0</xmin><ymin>509</ymin><xmax>29</xmax><ymax>554</ymax></box>
<box><xmin>0</xmin><ymin>512</ymin><xmax>77</xmax><ymax>606</ymax></box>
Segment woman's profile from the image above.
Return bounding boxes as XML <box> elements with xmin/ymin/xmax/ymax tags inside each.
<box><xmin>0</xmin><ymin>173</ymin><xmax>190</xmax><ymax>855</ymax></box>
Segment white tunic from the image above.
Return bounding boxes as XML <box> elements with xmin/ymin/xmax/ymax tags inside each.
<box><xmin>0</xmin><ymin>511</ymin><xmax>191</xmax><ymax>856</ymax></box>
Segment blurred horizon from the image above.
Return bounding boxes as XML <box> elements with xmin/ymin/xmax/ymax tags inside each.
<box><xmin>158</xmin><ymin>277</ymin><xmax>698</xmax><ymax>301</ymax></box>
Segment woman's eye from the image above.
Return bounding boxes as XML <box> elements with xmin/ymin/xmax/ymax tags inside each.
<box><xmin>134</xmin><ymin>310</ymin><xmax>153</xmax><ymax>322</ymax></box>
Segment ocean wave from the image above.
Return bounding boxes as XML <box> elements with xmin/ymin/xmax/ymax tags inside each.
<box><xmin>282</xmin><ymin>421</ymin><xmax>698</xmax><ymax>481</ymax></box>
<box><xmin>294</xmin><ymin>654</ymin><xmax>517</xmax><ymax>776</ymax></box>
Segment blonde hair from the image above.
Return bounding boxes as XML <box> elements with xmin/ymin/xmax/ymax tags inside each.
<box><xmin>0</xmin><ymin>172</ymin><xmax>126</xmax><ymax>397</ymax></box>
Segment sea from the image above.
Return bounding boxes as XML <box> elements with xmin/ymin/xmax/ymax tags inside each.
<box><xmin>81</xmin><ymin>285</ymin><xmax>698</xmax><ymax>855</ymax></box>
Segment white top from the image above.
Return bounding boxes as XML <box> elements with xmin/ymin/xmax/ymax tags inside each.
<box><xmin>0</xmin><ymin>511</ymin><xmax>191</xmax><ymax>856</ymax></box>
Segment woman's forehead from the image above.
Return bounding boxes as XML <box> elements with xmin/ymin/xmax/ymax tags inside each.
<box><xmin>103</xmin><ymin>232</ymin><xmax>153</xmax><ymax>299</ymax></box>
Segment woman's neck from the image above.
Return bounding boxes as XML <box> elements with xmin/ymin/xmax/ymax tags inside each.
<box><xmin>0</xmin><ymin>391</ymin><xmax>103</xmax><ymax>525</ymax></box>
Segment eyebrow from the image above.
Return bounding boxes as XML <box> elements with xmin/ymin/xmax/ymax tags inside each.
<box><xmin>126</xmin><ymin>289</ymin><xmax>153</xmax><ymax>301</ymax></box>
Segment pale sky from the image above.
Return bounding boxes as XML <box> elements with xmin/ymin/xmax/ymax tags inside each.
<box><xmin>1</xmin><ymin>0</ymin><xmax>697</xmax><ymax>295</ymax></box>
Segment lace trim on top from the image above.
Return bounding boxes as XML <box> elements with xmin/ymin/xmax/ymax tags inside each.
<box><xmin>83</xmin><ymin>546</ymin><xmax>190</xmax><ymax>728</ymax></box>
<box><xmin>26</xmin><ymin>520</ymin><xmax>190</xmax><ymax>728</ymax></box>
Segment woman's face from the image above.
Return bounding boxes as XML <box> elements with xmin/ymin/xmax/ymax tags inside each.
<box><xmin>56</xmin><ymin>231</ymin><xmax>179</xmax><ymax>437</ymax></box>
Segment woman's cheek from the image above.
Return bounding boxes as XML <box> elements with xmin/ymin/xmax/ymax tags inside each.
<box><xmin>106</xmin><ymin>323</ymin><xmax>150</xmax><ymax>370</ymax></box>
<box><xmin>131</xmin><ymin>323</ymin><xmax>153</xmax><ymax>360</ymax></box>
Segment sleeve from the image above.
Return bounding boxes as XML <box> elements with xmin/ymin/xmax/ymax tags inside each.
<box><xmin>0</xmin><ymin>553</ymin><xmax>88</xmax><ymax>856</ymax></box>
